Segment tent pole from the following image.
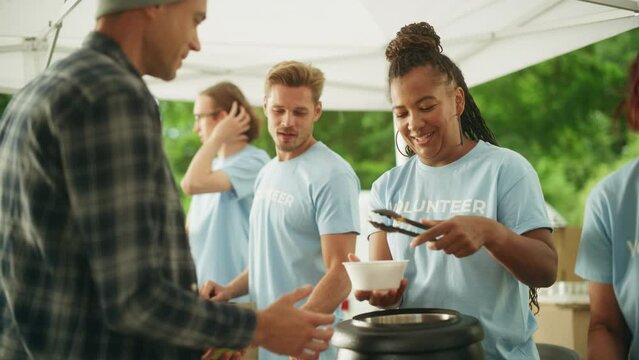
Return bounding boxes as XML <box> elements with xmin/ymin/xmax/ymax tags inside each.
<box><xmin>42</xmin><ymin>0</ymin><xmax>84</xmax><ymax>39</ymax></box>
<box><xmin>42</xmin><ymin>0</ymin><xmax>84</xmax><ymax>69</ymax></box>
<box><xmin>45</xmin><ymin>23</ymin><xmax>62</xmax><ymax>69</ymax></box>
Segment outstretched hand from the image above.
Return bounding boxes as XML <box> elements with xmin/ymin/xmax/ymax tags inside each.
<box><xmin>253</xmin><ymin>285</ymin><xmax>334</xmax><ymax>360</ymax></box>
<box><xmin>348</xmin><ymin>253</ymin><xmax>407</xmax><ymax>309</ymax></box>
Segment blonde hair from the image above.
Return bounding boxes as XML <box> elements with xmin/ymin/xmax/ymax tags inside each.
<box><xmin>264</xmin><ymin>61</ymin><xmax>325</xmax><ymax>104</ymax></box>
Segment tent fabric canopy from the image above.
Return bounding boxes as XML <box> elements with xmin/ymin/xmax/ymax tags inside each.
<box><xmin>0</xmin><ymin>0</ymin><xmax>637</xmax><ymax>110</ymax></box>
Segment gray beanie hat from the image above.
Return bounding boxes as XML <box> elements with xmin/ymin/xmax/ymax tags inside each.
<box><xmin>96</xmin><ymin>0</ymin><xmax>181</xmax><ymax>18</ymax></box>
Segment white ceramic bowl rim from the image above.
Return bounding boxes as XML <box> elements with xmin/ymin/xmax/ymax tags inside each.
<box><xmin>342</xmin><ymin>260</ymin><xmax>409</xmax><ymax>265</ymax></box>
<box><xmin>343</xmin><ymin>260</ymin><xmax>409</xmax><ymax>291</ymax></box>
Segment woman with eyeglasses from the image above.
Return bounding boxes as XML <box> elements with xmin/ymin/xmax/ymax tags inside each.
<box><xmin>181</xmin><ymin>81</ymin><xmax>269</xmax><ymax>300</ymax></box>
<box><xmin>352</xmin><ymin>22</ymin><xmax>558</xmax><ymax>359</ymax></box>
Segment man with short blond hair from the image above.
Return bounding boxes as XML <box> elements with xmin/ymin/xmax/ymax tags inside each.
<box><xmin>209</xmin><ymin>61</ymin><xmax>360</xmax><ymax>360</ymax></box>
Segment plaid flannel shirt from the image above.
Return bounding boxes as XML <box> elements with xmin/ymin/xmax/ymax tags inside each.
<box><xmin>0</xmin><ymin>32</ymin><xmax>256</xmax><ymax>359</ymax></box>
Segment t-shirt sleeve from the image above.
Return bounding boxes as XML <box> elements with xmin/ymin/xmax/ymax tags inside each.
<box><xmin>221</xmin><ymin>150</ymin><xmax>268</xmax><ymax>200</ymax></box>
<box><xmin>575</xmin><ymin>186</ymin><xmax>613</xmax><ymax>283</ymax></box>
<box><xmin>497</xmin><ymin>158</ymin><xmax>551</xmax><ymax>235</ymax></box>
<box><xmin>315</xmin><ymin>170</ymin><xmax>361</xmax><ymax>235</ymax></box>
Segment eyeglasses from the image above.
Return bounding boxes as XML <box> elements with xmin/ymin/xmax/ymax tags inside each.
<box><xmin>194</xmin><ymin>110</ymin><xmax>222</xmax><ymax>121</ymax></box>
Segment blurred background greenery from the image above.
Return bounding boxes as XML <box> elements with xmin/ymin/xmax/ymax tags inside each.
<box><xmin>2</xmin><ymin>28</ymin><xmax>637</xmax><ymax>225</ymax></box>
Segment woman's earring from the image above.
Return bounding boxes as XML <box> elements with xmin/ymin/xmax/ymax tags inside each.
<box><xmin>457</xmin><ymin>115</ymin><xmax>464</xmax><ymax>146</ymax></box>
<box><xmin>395</xmin><ymin>130</ymin><xmax>410</xmax><ymax>157</ymax></box>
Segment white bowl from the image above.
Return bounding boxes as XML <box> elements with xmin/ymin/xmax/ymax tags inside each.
<box><xmin>343</xmin><ymin>260</ymin><xmax>409</xmax><ymax>291</ymax></box>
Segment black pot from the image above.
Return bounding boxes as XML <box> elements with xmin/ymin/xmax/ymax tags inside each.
<box><xmin>332</xmin><ymin>308</ymin><xmax>484</xmax><ymax>360</ymax></box>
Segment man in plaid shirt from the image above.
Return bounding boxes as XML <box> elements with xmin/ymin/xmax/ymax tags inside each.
<box><xmin>0</xmin><ymin>0</ymin><xmax>333</xmax><ymax>359</ymax></box>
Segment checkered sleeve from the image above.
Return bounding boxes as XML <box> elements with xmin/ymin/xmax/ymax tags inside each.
<box><xmin>56</xmin><ymin>87</ymin><xmax>256</xmax><ymax>350</ymax></box>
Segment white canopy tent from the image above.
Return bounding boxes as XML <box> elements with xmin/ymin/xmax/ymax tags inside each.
<box><xmin>0</xmin><ymin>0</ymin><xmax>637</xmax><ymax>111</ymax></box>
<box><xmin>0</xmin><ymin>1</ymin><xmax>613</xmax><ymax>303</ymax></box>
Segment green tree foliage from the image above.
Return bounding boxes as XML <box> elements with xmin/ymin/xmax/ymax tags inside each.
<box><xmin>312</xmin><ymin>111</ymin><xmax>395</xmax><ymax>189</ymax></box>
<box><xmin>472</xmin><ymin>28</ymin><xmax>639</xmax><ymax>224</ymax></box>
<box><xmin>159</xmin><ymin>100</ymin><xmax>200</xmax><ymax>210</ymax></box>
<box><xmin>0</xmin><ymin>94</ymin><xmax>9</xmax><ymax>115</ymax></box>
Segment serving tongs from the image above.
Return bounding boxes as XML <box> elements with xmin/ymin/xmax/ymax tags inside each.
<box><xmin>369</xmin><ymin>209</ymin><xmax>429</xmax><ymax>237</ymax></box>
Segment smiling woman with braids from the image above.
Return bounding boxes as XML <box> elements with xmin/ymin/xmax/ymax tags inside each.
<box><xmin>351</xmin><ymin>22</ymin><xmax>558</xmax><ymax>359</ymax></box>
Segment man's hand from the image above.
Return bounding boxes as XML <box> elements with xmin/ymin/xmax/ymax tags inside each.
<box><xmin>199</xmin><ymin>280</ymin><xmax>233</xmax><ymax>302</ymax></box>
<box><xmin>253</xmin><ymin>285</ymin><xmax>334</xmax><ymax>360</ymax></box>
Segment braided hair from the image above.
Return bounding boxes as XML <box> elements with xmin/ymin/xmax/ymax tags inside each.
<box><xmin>386</xmin><ymin>22</ymin><xmax>540</xmax><ymax>314</ymax></box>
<box><xmin>386</xmin><ymin>22</ymin><xmax>497</xmax><ymax>152</ymax></box>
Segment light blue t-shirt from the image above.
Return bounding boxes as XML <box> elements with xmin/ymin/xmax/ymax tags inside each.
<box><xmin>369</xmin><ymin>141</ymin><xmax>551</xmax><ymax>360</ymax></box>
<box><xmin>248</xmin><ymin>142</ymin><xmax>360</xmax><ymax>360</ymax></box>
<box><xmin>188</xmin><ymin>145</ymin><xmax>269</xmax><ymax>300</ymax></box>
<box><xmin>575</xmin><ymin>158</ymin><xmax>639</xmax><ymax>359</ymax></box>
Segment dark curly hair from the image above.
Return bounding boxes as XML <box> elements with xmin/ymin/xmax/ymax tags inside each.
<box><xmin>386</xmin><ymin>22</ymin><xmax>497</xmax><ymax>152</ymax></box>
<box><xmin>387</xmin><ymin>22</ymin><xmax>541</xmax><ymax>314</ymax></box>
